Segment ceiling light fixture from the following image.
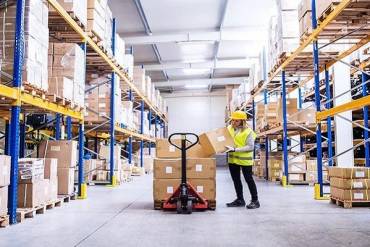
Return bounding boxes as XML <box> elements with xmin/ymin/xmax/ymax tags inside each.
<box><xmin>184</xmin><ymin>84</ymin><xmax>208</xmax><ymax>89</ymax></box>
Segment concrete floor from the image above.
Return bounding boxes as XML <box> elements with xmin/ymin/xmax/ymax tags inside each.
<box><xmin>1</xmin><ymin>168</ymin><xmax>370</xmax><ymax>247</ymax></box>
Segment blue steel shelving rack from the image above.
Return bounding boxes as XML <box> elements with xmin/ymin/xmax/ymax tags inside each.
<box><xmin>3</xmin><ymin>0</ymin><xmax>168</xmax><ymax>225</ymax></box>
<box><xmin>246</xmin><ymin>0</ymin><xmax>370</xmax><ymax>198</ymax></box>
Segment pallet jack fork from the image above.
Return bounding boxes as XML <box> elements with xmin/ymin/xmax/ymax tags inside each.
<box><xmin>162</xmin><ymin>133</ymin><xmax>209</xmax><ymax>214</ymax></box>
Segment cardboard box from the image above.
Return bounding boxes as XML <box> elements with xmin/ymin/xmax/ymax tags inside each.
<box><xmin>288</xmin><ymin>163</ymin><xmax>306</xmax><ymax>173</ymax></box>
<box><xmin>153</xmin><ymin>178</ymin><xmax>216</xmax><ymax>201</ymax></box>
<box><xmin>330</xmin><ymin>177</ymin><xmax>370</xmax><ymax>190</ymax></box>
<box><xmin>44</xmin><ymin>158</ymin><xmax>58</xmax><ymax>180</ymax></box>
<box><xmin>0</xmin><ymin>155</ymin><xmax>11</xmax><ymax>187</ymax></box>
<box><xmin>39</xmin><ymin>140</ymin><xmax>78</xmax><ymax>168</ymax></box>
<box><xmin>0</xmin><ymin>186</ymin><xmax>8</xmax><ymax>216</ymax></box>
<box><xmin>18</xmin><ymin>179</ymin><xmax>48</xmax><ymax>208</ymax></box>
<box><xmin>288</xmin><ymin>173</ymin><xmax>305</xmax><ymax>182</ymax></box>
<box><xmin>154</xmin><ymin>159</ymin><xmax>181</xmax><ymax>179</ymax></box>
<box><xmin>330</xmin><ymin>187</ymin><xmax>370</xmax><ymax>201</ymax></box>
<box><xmin>329</xmin><ymin>167</ymin><xmax>370</xmax><ymax>179</ymax></box>
<box><xmin>268</xmin><ymin>159</ymin><xmax>283</xmax><ymax>170</ymax></box>
<box><xmin>18</xmin><ymin>158</ymin><xmax>45</xmax><ymax>184</ymax></box>
<box><xmin>155</xmin><ymin>139</ymin><xmax>210</xmax><ymax>158</ymax></box>
<box><xmin>47</xmin><ymin>179</ymin><xmax>58</xmax><ymax>202</ymax></box>
<box><xmin>199</xmin><ymin>127</ymin><xmax>234</xmax><ymax>156</ymax></box>
<box><xmin>57</xmin><ymin>168</ymin><xmax>75</xmax><ymax>195</ymax></box>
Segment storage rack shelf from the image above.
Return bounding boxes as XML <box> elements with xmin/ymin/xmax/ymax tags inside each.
<box><xmin>2</xmin><ymin>0</ymin><xmax>167</xmax><ymax>225</ymax></box>
<box><xmin>241</xmin><ymin>0</ymin><xmax>370</xmax><ymax>199</ymax></box>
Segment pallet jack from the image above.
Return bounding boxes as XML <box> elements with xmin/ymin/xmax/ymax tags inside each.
<box><xmin>162</xmin><ymin>133</ymin><xmax>210</xmax><ymax>214</ymax></box>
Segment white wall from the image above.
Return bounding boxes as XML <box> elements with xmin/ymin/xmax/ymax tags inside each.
<box><xmin>165</xmin><ymin>94</ymin><xmax>227</xmax><ymax>135</ymax></box>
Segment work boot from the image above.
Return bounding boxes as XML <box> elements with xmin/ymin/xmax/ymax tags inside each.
<box><xmin>246</xmin><ymin>200</ymin><xmax>260</xmax><ymax>209</ymax></box>
<box><xmin>226</xmin><ymin>199</ymin><xmax>245</xmax><ymax>207</ymax></box>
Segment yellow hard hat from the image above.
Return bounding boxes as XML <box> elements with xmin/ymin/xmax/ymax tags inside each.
<box><xmin>230</xmin><ymin>111</ymin><xmax>247</xmax><ymax>120</ymax></box>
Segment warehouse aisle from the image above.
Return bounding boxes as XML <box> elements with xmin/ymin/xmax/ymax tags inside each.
<box><xmin>1</xmin><ymin>168</ymin><xmax>370</xmax><ymax>247</ymax></box>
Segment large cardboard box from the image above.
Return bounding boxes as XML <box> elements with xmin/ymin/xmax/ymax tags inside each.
<box><xmin>330</xmin><ymin>177</ymin><xmax>370</xmax><ymax>190</ymax></box>
<box><xmin>47</xmin><ymin>179</ymin><xmax>58</xmax><ymax>202</ymax></box>
<box><xmin>18</xmin><ymin>179</ymin><xmax>48</xmax><ymax>208</ymax></box>
<box><xmin>199</xmin><ymin>127</ymin><xmax>234</xmax><ymax>156</ymax></box>
<box><xmin>57</xmin><ymin>168</ymin><xmax>75</xmax><ymax>195</ymax></box>
<box><xmin>0</xmin><ymin>155</ymin><xmax>11</xmax><ymax>187</ymax></box>
<box><xmin>153</xmin><ymin>179</ymin><xmax>216</xmax><ymax>201</ymax></box>
<box><xmin>39</xmin><ymin>140</ymin><xmax>78</xmax><ymax>168</ymax></box>
<box><xmin>154</xmin><ymin>159</ymin><xmax>181</xmax><ymax>179</ymax></box>
<box><xmin>0</xmin><ymin>186</ymin><xmax>8</xmax><ymax>215</ymax></box>
<box><xmin>44</xmin><ymin>158</ymin><xmax>58</xmax><ymax>180</ymax></box>
<box><xmin>331</xmin><ymin>187</ymin><xmax>370</xmax><ymax>201</ymax></box>
<box><xmin>329</xmin><ymin>167</ymin><xmax>370</xmax><ymax>179</ymax></box>
<box><xmin>155</xmin><ymin>139</ymin><xmax>210</xmax><ymax>158</ymax></box>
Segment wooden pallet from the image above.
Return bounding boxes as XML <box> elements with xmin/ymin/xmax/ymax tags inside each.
<box><xmin>58</xmin><ymin>193</ymin><xmax>77</xmax><ymax>203</ymax></box>
<box><xmin>16</xmin><ymin>205</ymin><xmax>46</xmax><ymax>223</ymax></box>
<box><xmin>330</xmin><ymin>196</ymin><xmax>370</xmax><ymax>209</ymax></box>
<box><xmin>22</xmin><ymin>84</ymin><xmax>47</xmax><ymax>100</ymax></box>
<box><xmin>46</xmin><ymin>94</ymin><xmax>81</xmax><ymax>111</ymax></box>
<box><xmin>0</xmin><ymin>215</ymin><xmax>9</xmax><ymax>228</ymax></box>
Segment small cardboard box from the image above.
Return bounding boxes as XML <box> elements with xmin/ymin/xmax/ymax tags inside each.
<box><xmin>0</xmin><ymin>155</ymin><xmax>11</xmax><ymax>187</ymax></box>
<box><xmin>186</xmin><ymin>158</ymin><xmax>216</xmax><ymax>179</ymax></box>
<box><xmin>330</xmin><ymin>177</ymin><xmax>370</xmax><ymax>190</ymax></box>
<box><xmin>330</xmin><ymin>187</ymin><xmax>370</xmax><ymax>201</ymax></box>
<box><xmin>199</xmin><ymin>127</ymin><xmax>234</xmax><ymax>156</ymax></box>
<box><xmin>153</xmin><ymin>178</ymin><xmax>216</xmax><ymax>201</ymax></box>
<box><xmin>0</xmin><ymin>186</ymin><xmax>8</xmax><ymax>215</ymax></box>
<box><xmin>329</xmin><ymin>167</ymin><xmax>370</xmax><ymax>179</ymax></box>
<box><xmin>57</xmin><ymin>168</ymin><xmax>75</xmax><ymax>195</ymax></box>
<box><xmin>39</xmin><ymin>140</ymin><xmax>78</xmax><ymax>168</ymax></box>
<box><xmin>18</xmin><ymin>179</ymin><xmax>47</xmax><ymax>208</ymax></box>
<box><xmin>153</xmin><ymin>159</ymin><xmax>181</xmax><ymax>179</ymax></box>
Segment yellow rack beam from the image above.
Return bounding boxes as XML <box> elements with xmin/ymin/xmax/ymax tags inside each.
<box><xmin>47</xmin><ymin>0</ymin><xmax>167</xmax><ymax>123</ymax></box>
<box><xmin>253</xmin><ymin>0</ymin><xmax>352</xmax><ymax>96</ymax></box>
<box><xmin>0</xmin><ymin>84</ymin><xmax>84</xmax><ymax>120</ymax></box>
<box><xmin>115</xmin><ymin>126</ymin><xmax>155</xmax><ymax>142</ymax></box>
<box><xmin>317</xmin><ymin>95</ymin><xmax>370</xmax><ymax>122</ymax></box>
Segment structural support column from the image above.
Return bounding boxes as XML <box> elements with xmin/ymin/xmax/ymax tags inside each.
<box><xmin>66</xmin><ymin>116</ymin><xmax>72</xmax><ymax>140</ymax></box>
<box><xmin>325</xmin><ymin>68</ymin><xmax>333</xmax><ymax>167</ymax></box>
<box><xmin>312</xmin><ymin>0</ymin><xmax>324</xmax><ymax>198</ymax></box>
<box><xmin>55</xmin><ymin>113</ymin><xmax>61</xmax><ymax>140</ymax></box>
<box><xmin>281</xmin><ymin>70</ymin><xmax>289</xmax><ymax>187</ymax></box>
<box><xmin>252</xmin><ymin>100</ymin><xmax>256</xmax><ymax>160</ymax></box>
<box><xmin>140</xmin><ymin>100</ymin><xmax>144</xmax><ymax>168</ymax></box>
<box><xmin>148</xmin><ymin>110</ymin><xmax>152</xmax><ymax>156</ymax></box>
<box><xmin>109</xmin><ymin>18</ymin><xmax>117</xmax><ymax>186</ymax></box>
<box><xmin>263</xmin><ymin>89</ymin><xmax>269</xmax><ymax>181</ymax></box>
<box><xmin>128</xmin><ymin>89</ymin><xmax>133</xmax><ymax>166</ymax></box>
<box><xmin>8</xmin><ymin>0</ymin><xmax>25</xmax><ymax>224</ymax></box>
<box><xmin>78</xmin><ymin>123</ymin><xmax>86</xmax><ymax>198</ymax></box>
<box><xmin>362</xmin><ymin>72</ymin><xmax>370</xmax><ymax>167</ymax></box>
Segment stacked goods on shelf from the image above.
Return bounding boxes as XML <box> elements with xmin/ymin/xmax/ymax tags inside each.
<box><xmin>229</xmin><ymin>82</ymin><xmax>250</xmax><ymax>112</ymax></box>
<box><xmin>253</xmin><ymin>159</ymin><xmax>264</xmax><ymax>178</ymax></box>
<box><xmin>286</xmin><ymin>153</ymin><xmax>306</xmax><ymax>183</ymax></box>
<box><xmin>122</xmin><ymin>101</ymin><xmax>135</xmax><ymax>130</ymax></box>
<box><xmin>0</xmin><ymin>156</ymin><xmax>11</xmax><ymax>216</ymax></box>
<box><xmin>306</xmin><ymin>159</ymin><xmax>329</xmax><ymax>183</ymax></box>
<box><xmin>87</xmin><ymin>0</ymin><xmax>113</xmax><ymax>55</ymax></box>
<box><xmin>133</xmin><ymin>67</ymin><xmax>147</xmax><ymax>95</ymax></box>
<box><xmin>85</xmin><ymin>75</ymin><xmax>124</xmax><ymax>125</ymax></box>
<box><xmin>114</xmin><ymin>34</ymin><xmax>126</xmax><ymax>68</ymax></box>
<box><xmin>96</xmin><ymin>145</ymin><xmax>122</xmax><ymax>182</ymax></box>
<box><xmin>255</xmin><ymin>103</ymin><xmax>265</xmax><ymax>131</ymax></box>
<box><xmin>74</xmin><ymin>159</ymin><xmax>104</xmax><ymax>183</ymax></box>
<box><xmin>133</xmin><ymin>148</ymin><xmax>155</xmax><ymax>175</ymax></box>
<box><xmin>53</xmin><ymin>0</ymin><xmax>87</xmax><ymax>27</ymax></box>
<box><xmin>295</xmin><ymin>106</ymin><xmax>316</xmax><ymax>125</ymax></box>
<box><xmin>260</xmin><ymin>98</ymin><xmax>298</xmax><ymax>130</ymax></box>
<box><xmin>265</xmin><ymin>152</ymin><xmax>283</xmax><ymax>181</ymax></box>
<box><xmin>48</xmin><ymin>43</ymin><xmax>85</xmax><ymax>107</ymax></box>
<box><xmin>268</xmin><ymin>1</ymin><xmax>300</xmax><ymax>71</ymax></box>
<box><xmin>153</xmin><ymin>127</ymin><xmax>232</xmax><ymax>206</ymax></box>
<box><xmin>329</xmin><ymin>167</ymin><xmax>370</xmax><ymax>207</ymax></box>
<box><xmin>122</xmin><ymin>54</ymin><xmax>134</xmax><ymax>79</ymax></box>
<box><xmin>38</xmin><ymin>140</ymin><xmax>77</xmax><ymax>195</ymax></box>
<box><xmin>298</xmin><ymin>0</ymin><xmax>341</xmax><ymax>39</ymax></box>
<box><xmin>0</xmin><ymin>0</ymin><xmax>49</xmax><ymax>91</ymax></box>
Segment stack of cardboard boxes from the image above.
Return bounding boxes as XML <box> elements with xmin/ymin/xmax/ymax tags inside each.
<box><xmin>153</xmin><ymin>127</ymin><xmax>234</xmax><ymax>208</ymax></box>
<box><xmin>39</xmin><ymin>140</ymin><xmax>77</xmax><ymax>195</ymax></box>
<box><xmin>306</xmin><ymin>159</ymin><xmax>329</xmax><ymax>183</ymax></box>
<box><xmin>265</xmin><ymin>152</ymin><xmax>283</xmax><ymax>181</ymax></box>
<box><xmin>329</xmin><ymin>167</ymin><xmax>370</xmax><ymax>206</ymax></box>
<box><xmin>252</xmin><ymin>159</ymin><xmax>265</xmax><ymax>178</ymax></box>
<box><xmin>0</xmin><ymin>0</ymin><xmax>49</xmax><ymax>91</ymax></box>
<box><xmin>286</xmin><ymin>153</ymin><xmax>306</xmax><ymax>183</ymax></box>
<box><xmin>48</xmin><ymin>43</ymin><xmax>85</xmax><ymax>107</ymax></box>
<box><xmin>0</xmin><ymin>156</ymin><xmax>11</xmax><ymax>216</ymax></box>
<box><xmin>96</xmin><ymin>145</ymin><xmax>122</xmax><ymax>182</ymax></box>
<box><xmin>53</xmin><ymin>0</ymin><xmax>87</xmax><ymax>27</ymax></box>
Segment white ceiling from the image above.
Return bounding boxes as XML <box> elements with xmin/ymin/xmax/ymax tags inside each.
<box><xmin>109</xmin><ymin>0</ymin><xmax>276</xmax><ymax>92</ymax></box>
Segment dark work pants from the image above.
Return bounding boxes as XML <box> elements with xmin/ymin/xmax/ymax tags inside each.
<box><xmin>228</xmin><ymin>163</ymin><xmax>258</xmax><ymax>201</ymax></box>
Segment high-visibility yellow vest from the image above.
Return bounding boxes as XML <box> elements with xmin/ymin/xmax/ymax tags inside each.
<box><xmin>227</xmin><ymin>125</ymin><xmax>257</xmax><ymax>166</ymax></box>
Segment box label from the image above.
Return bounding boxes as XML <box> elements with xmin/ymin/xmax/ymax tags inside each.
<box><xmin>353</xmin><ymin>192</ymin><xmax>364</xmax><ymax>200</ymax></box>
<box><xmin>165</xmin><ymin>166</ymin><xmax>173</xmax><ymax>174</ymax></box>
<box><xmin>169</xmin><ymin>146</ymin><xmax>176</xmax><ymax>153</ymax></box>
<box><xmin>196</xmin><ymin>186</ymin><xmax>204</xmax><ymax>193</ymax></box>
<box><xmin>353</xmin><ymin>182</ymin><xmax>364</xmax><ymax>189</ymax></box>
<box><xmin>355</xmin><ymin>171</ymin><xmax>365</xmax><ymax>178</ymax></box>
<box><xmin>166</xmin><ymin>186</ymin><xmax>173</xmax><ymax>194</ymax></box>
<box><xmin>195</xmin><ymin>164</ymin><xmax>203</xmax><ymax>172</ymax></box>
<box><xmin>217</xmin><ymin>136</ymin><xmax>226</xmax><ymax>142</ymax></box>
<box><xmin>50</xmin><ymin>146</ymin><xmax>60</xmax><ymax>152</ymax></box>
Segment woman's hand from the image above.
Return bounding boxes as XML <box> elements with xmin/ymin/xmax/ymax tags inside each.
<box><xmin>225</xmin><ymin>145</ymin><xmax>235</xmax><ymax>152</ymax></box>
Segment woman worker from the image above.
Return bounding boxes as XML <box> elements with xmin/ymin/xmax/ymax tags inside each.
<box><xmin>225</xmin><ymin>110</ymin><xmax>260</xmax><ymax>209</ymax></box>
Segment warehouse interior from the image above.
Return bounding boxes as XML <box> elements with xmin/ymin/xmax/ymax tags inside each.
<box><xmin>1</xmin><ymin>0</ymin><xmax>370</xmax><ymax>246</ymax></box>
